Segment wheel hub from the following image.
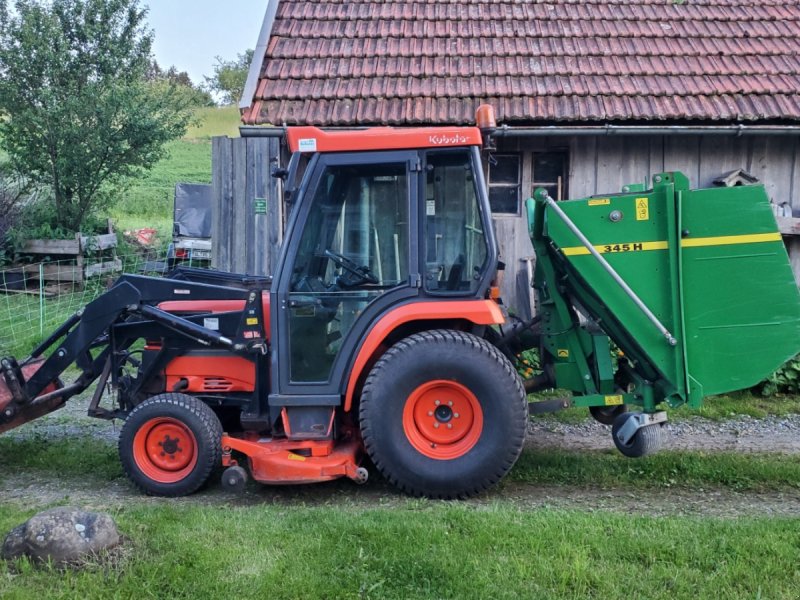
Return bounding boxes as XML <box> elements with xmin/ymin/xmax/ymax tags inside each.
<box><xmin>403</xmin><ymin>380</ymin><xmax>484</xmax><ymax>460</ymax></box>
<box><xmin>434</xmin><ymin>405</ymin><xmax>453</xmax><ymax>423</ymax></box>
<box><xmin>159</xmin><ymin>434</ymin><xmax>182</xmax><ymax>456</ymax></box>
<box><xmin>133</xmin><ymin>417</ymin><xmax>198</xmax><ymax>482</ymax></box>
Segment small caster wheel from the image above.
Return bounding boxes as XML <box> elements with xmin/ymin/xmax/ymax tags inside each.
<box><xmin>353</xmin><ymin>467</ymin><xmax>369</xmax><ymax>485</ymax></box>
<box><xmin>221</xmin><ymin>465</ymin><xmax>248</xmax><ymax>492</ymax></box>
<box><xmin>611</xmin><ymin>412</ymin><xmax>663</xmax><ymax>458</ymax></box>
<box><xmin>590</xmin><ymin>404</ymin><xmax>627</xmax><ymax>426</ymax></box>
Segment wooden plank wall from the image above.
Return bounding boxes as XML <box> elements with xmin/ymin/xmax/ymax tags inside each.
<box><xmin>568</xmin><ymin>134</ymin><xmax>799</xmax><ymax>201</ymax></box>
<box><xmin>211</xmin><ymin>133</ymin><xmax>798</xmax><ymax>316</ymax></box>
<box><xmin>212</xmin><ymin>136</ymin><xmax>283</xmax><ymax>276</ymax></box>
<box><xmin>569</xmin><ymin>134</ymin><xmax>800</xmax><ymax>283</ymax></box>
<box><xmin>493</xmin><ymin>134</ymin><xmax>800</xmax><ymax>316</ymax></box>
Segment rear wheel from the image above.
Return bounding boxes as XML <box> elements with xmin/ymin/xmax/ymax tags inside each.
<box><xmin>359</xmin><ymin>330</ymin><xmax>527</xmax><ymax>499</ymax></box>
<box><xmin>119</xmin><ymin>393</ymin><xmax>222</xmax><ymax>496</ymax></box>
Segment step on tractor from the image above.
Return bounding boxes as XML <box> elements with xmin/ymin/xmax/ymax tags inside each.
<box><xmin>2</xmin><ymin>106</ymin><xmax>799</xmax><ymax>498</ymax></box>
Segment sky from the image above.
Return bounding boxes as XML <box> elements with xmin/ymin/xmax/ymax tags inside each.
<box><xmin>144</xmin><ymin>1</ymin><xmax>266</xmax><ymax>86</ymax></box>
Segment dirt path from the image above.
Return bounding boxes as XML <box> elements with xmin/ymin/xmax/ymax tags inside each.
<box><xmin>2</xmin><ymin>396</ymin><xmax>800</xmax><ymax>518</ymax></box>
<box><xmin>3</xmin><ymin>471</ymin><xmax>800</xmax><ymax>519</ymax></box>
<box><xmin>527</xmin><ymin>416</ymin><xmax>800</xmax><ymax>454</ymax></box>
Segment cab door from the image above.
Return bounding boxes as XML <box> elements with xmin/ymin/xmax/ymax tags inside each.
<box><xmin>270</xmin><ymin>151</ymin><xmax>419</xmax><ymax>406</ymax></box>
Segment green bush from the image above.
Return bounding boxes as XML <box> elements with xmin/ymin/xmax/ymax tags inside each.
<box><xmin>8</xmin><ymin>198</ymin><xmax>110</xmax><ymax>244</ymax></box>
<box><xmin>754</xmin><ymin>354</ymin><xmax>800</xmax><ymax>396</ymax></box>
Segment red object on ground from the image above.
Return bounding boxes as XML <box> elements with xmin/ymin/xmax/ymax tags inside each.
<box><xmin>135</xmin><ymin>228</ymin><xmax>157</xmax><ymax>246</ymax></box>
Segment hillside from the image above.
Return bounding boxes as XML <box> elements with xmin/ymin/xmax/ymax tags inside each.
<box><xmin>110</xmin><ymin>105</ymin><xmax>241</xmax><ymax>238</ymax></box>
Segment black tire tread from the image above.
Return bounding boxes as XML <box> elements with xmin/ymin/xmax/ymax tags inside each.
<box><xmin>359</xmin><ymin>329</ymin><xmax>527</xmax><ymax>499</ymax></box>
<box><xmin>590</xmin><ymin>404</ymin><xmax>628</xmax><ymax>426</ymax></box>
<box><xmin>119</xmin><ymin>393</ymin><xmax>223</xmax><ymax>497</ymax></box>
<box><xmin>611</xmin><ymin>413</ymin><xmax>663</xmax><ymax>458</ymax></box>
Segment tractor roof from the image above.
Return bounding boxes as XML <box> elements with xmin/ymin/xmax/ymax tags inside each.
<box><xmin>286</xmin><ymin>126</ymin><xmax>482</xmax><ymax>154</ymax></box>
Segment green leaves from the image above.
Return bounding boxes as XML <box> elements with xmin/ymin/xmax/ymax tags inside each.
<box><xmin>204</xmin><ymin>49</ymin><xmax>254</xmax><ymax>106</ymax></box>
<box><xmin>755</xmin><ymin>354</ymin><xmax>800</xmax><ymax>396</ymax></box>
<box><xmin>0</xmin><ymin>0</ymin><xmax>192</xmax><ymax>232</ymax></box>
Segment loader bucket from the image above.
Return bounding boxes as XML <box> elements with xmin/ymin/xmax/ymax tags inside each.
<box><xmin>529</xmin><ymin>171</ymin><xmax>800</xmax><ymax>407</ymax></box>
<box><xmin>0</xmin><ymin>358</ymin><xmax>63</xmax><ymax>434</ymax></box>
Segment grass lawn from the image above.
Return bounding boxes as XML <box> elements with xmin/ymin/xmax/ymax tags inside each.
<box><xmin>1</xmin><ymin>501</ymin><xmax>798</xmax><ymax>599</ymax></box>
<box><xmin>2</xmin><ymin>434</ymin><xmax>800</xmax><ymax>494</ymax></box>
<box><xmin>2</xmin><ymin>416</ymin><xmax>800</xmax><ymax>598</ymax></box>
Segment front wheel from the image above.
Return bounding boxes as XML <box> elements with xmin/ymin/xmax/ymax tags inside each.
<box><xmin>359</xmin><ymin>330</ymin><xmax>527</xmax><ymax>499</ymax></box>
<box><xmin>119</xmin><ymin>393</ymin><xmax>222</xmax><ymax>496</ymax></box>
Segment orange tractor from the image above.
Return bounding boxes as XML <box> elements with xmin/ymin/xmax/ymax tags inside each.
<box><xmin>1</xmin><ymin>109</ymin><xmax>527</xmax><ymax>498</ymax></box>
<box><xmin>3</xmin><ymin>106</ymin><xmax>799</xmax><ymax>498</ymax></box>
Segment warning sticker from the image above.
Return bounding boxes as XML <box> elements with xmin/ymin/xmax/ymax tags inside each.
<box><xmin>426</xmin><ymin>200</ymin><xmax>436</xmax><ymax>216</ymax></box>
<box><xmin>557</xmin><ymin>349</ymin><xmax>569</xmax><ymax>358</ymax></box>
<box><xmin>298</xmin><ymin>138</ymin><xmax>317</xmax><ymax>153</ymax></box>
<box><xmin>635</xmin><ymin>197</ymin><xmax>649</xmax><ymax>221</ymax></box>
<box><xmin>203</xmin><ymin>317</ymin><xmax>219</xmax><ymax>331</ymax></box>
<box><xmin>588</xmin><ymin>198</ymin><xmax>610</xmax><ymax>206</ymax></box>
<box><xmin>604</xmin><ymin>395</ymin><xmax>624</xmax><ymax>406</ymax></box>
<box><xmin>287</xmin><ymin>453</ymin><xmax>307</xmax><ymax>462</ymax></box>
<box><xmin>246</xmin><ymin>317</ymin><xmax>259</xmax><ymax>326</ymax></box>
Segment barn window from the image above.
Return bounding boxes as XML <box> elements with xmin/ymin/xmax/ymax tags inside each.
<box><xmin>488</xmin><ymin>154</ymin><xmax>521</xmax><ymax>214</ymax></box>
<box><xmin>532</xmin><ymin>151</ymin><xmax>569</xmax><ymax>201</ymax></box>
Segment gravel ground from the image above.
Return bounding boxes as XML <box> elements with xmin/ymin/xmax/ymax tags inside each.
<box><xmin>2</xmin><ymin>394</ymin><xmax>800</xmax><ymax>517</ymax></box>
<box><xmin>10</xmin><ymin>393</ymin><xmax>800</xmax><ymax>454</ymax></box>
<box><xmin>527</xmin><ymin>414</ymin><xmax>800</xmax><ymax>454</ymax></box>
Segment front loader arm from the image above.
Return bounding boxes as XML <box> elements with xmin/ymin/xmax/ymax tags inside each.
<box><xmin>1</xmin><ymin>275</ymin><xmax>251</xmax><ymax>432</ymax></box>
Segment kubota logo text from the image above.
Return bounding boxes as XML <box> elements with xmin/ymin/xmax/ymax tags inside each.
<box><xmin>429</xmin><ymin>134</ymin><xmax>469</xmax><ymax>145</ymax></box>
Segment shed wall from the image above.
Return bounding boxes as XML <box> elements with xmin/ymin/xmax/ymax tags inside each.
<box><xmin>211</xmin><ymin>136</ymin><xmax>283</xmax><ymax>276</ymax></box>
<box><xmin>492</xmin><ymin>134</ymin><xmax>800</xmax><ymax>317</ymax></box>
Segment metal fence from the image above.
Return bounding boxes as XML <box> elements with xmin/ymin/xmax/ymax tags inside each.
<box><xmin>0</xmin><ymin>250</ymin><xmax>212</xmax><ymax>357</ymax></box>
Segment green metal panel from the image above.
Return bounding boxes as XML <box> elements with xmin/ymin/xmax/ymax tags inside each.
<box><xmin>527</xmin><ymin>172</ymin><xmax>800</xmax><ymax>409</ymax></box>
<box><xmin>680</xmin><ymin>182</ymin><xmax>800</xmax><ymax>399</ymax></box>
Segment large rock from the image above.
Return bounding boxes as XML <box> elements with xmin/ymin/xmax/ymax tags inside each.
<box><xmin>2</xmin><ymin>507</ymin><xmax>120</xmax><ymax>565</ymax></box>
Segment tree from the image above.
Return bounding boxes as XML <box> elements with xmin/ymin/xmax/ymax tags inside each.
<box><xmin>0</xmin><ymin>0</ymin><xmax>195</xmax><ymax>232</ymax></box>
<box><xmin>147</xmin><ymin>59</ymin><xmax>214</xmax><ymax>108</ymax></box>
<box><xmin>205</xmin><ymin>49</ymin><xmax>254</xmax><ymax>106</ymax></box>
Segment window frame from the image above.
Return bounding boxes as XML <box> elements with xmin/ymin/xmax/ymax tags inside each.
<box><xmin>487</xmin><ymin>153</ymin><xmax>522</xmax><ymax>215</ymax></box>
<box><xmin>532</xmin><ymin>150</ymin><xmax>570</xmax><ymax>202</ymax></box>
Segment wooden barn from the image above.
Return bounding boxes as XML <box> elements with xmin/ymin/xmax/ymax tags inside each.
<box><xmin>214</xmin><ymin>0</ymin><xmax>800</xmax><ymax>318</ymax></box>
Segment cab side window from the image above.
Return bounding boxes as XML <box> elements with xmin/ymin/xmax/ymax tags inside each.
<box><xmin>424</xmin><ymin>151</ymin><xmax>488</xmax><ymax>294</ymax></box>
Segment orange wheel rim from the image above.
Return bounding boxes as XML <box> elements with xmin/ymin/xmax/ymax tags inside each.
<box><xmin>402</xmin><ymin>380</ymin><xmax>484</xmax><ymax>460</ymax></box>
<box><xmin>132</xmin><ymin>417</ymin><xmax>198</xmax><ymax>484</ymax></box>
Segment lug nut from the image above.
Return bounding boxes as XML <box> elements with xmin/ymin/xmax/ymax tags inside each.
<box><xmin>447</xmin><ymin>423</ymin><xmax>453</xmax><ymax>429</ymax></box>
<box><xmin>433</xmin><ymin>423</ymin><xmax>440</xmax><ymax>428</ymax></box>
<box><xmin>448</xmin><ymin>401</ymin><xmax>453</xmax><ymax>406</ymax></box>
<box><xmin>428</xmin><ymin>411</ymin><xmax>433</xmax><ymax>416</ymax></box>
<box><xmin>454</xmin><ymin>413</ymin><xmax>460</xmax><ymax>418</ymax></box>
<box><xmin>434</xmin><ymin>400</ymin><xmax>440</xmax><ymax>406</ymax></box>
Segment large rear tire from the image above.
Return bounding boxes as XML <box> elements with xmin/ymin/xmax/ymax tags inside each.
<box><xmin>119</xmin><ymin>393</ymin><xmax>222</xmax><ymax>497</ymax></box>
<box><xmin>359</xmin><ymin>330</ymin><xmax>527</xmax><ymax>499</ymax></box>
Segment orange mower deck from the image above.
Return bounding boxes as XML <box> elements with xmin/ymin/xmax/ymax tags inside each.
<box><xmin>221</xmin><ymin>434</ymin><xmax>366</xmax><ymax>486</ymax></box>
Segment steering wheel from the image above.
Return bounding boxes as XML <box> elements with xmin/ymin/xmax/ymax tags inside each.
<box><xmin>323</xmin><ymin>249</ymin><xmax>379</xmax><ymax>286</ymax></box>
